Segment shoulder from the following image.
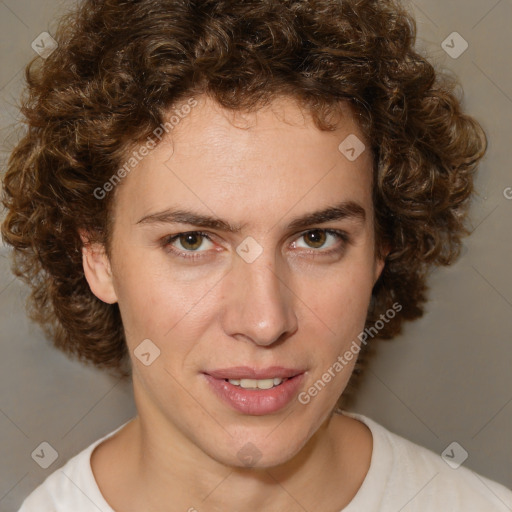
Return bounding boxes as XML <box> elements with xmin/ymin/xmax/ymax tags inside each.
<box><xmin>17</xmin><ymin>423</ymin><xmax>128</xmax><ymax>512</ymax></box>
<box><xmin>18</xmin><ymin>445</ymin><xmax>98</xmax><ymax>511</ymax></box>
<box><xmin>345</xmin><ymin>411</ymin><xmax>512</xmax><ymax>511</ymax></box>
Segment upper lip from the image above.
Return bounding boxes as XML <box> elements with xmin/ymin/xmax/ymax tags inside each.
<box><xmin>204</xmin><ymin>366</ymin><xmax>304</xmax><ymax>380</ymax></box>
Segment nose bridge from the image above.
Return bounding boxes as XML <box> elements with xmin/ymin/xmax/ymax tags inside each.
<box><xmin>222</xmin><ymin>246</ymin><xmax>297</xmax><ymax>345</ymax></box>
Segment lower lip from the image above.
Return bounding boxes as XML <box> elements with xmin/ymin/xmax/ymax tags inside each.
<box><xmin>203</xmin><ymin>373</ymin><xmax>305</xmax><ymax>415</ymax></box>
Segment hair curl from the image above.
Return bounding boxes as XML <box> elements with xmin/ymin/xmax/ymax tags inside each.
<box><xmin>1</xmin><ymin>0</ymin><xmax>487</xmax><ymax>400</ymax></box>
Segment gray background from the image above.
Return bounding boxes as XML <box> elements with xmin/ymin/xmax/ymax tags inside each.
<box><xmin>0</xmin><ymin>0</ymin><xmax>511</xmax><ymax>510</ymax></box>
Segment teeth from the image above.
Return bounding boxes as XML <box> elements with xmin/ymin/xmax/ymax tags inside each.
<box><xmin>228</xmin><ymin>377</ymin><xmax>285</xmax><ymax>389</ymax></box>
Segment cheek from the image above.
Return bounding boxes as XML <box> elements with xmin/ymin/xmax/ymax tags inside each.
<box><xmin>298</xmin><ymin>258</ymin><xmax>375</xmax><ymax>338</ymax></box>
<box><xmin>112</xmin><ymin>251</ymin><xmax>223</xmax><ymax>352</ymax></box>
<box><xmin>295</xmin><ymin>265</ymin><xmax>374</xmax><ymax>401</ymax></box>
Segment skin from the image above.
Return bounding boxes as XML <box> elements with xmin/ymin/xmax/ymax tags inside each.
<box><xmin>81</xmin><ymin>94</ymin><xmax>387</xmax><ymax>512</ymax></box>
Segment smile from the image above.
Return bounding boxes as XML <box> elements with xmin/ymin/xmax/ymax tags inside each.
<box><xmin>203</xmin><ymin>371</ymin><xmax>305</xmax><ymax>415</ymax></box>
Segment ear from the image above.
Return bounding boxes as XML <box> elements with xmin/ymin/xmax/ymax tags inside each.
<box><xmin>373</xmin><ymin>242</ymin><xmax>390</xmax><ymax>287</ymax></box>
<box><xmin>79</xmin><ymin>229</ymin><xmax>118</xmax><ymax>304</ymax></box>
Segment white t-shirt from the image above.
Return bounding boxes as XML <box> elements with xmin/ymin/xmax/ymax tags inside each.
<box><xmin>18</xmin><ymin>412</ymin><xmax>512</xmax><ymax>511</ymax></box>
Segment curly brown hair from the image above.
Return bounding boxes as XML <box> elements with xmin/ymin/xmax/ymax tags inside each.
<box><xmin>1</xmin><ymin>0</ymin><xmax>487</xmax><ymax>397</ymax></box>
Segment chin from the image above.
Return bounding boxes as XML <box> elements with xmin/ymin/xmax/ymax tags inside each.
<box><xmin>201</xmin><ymin>422</ymin><xmax>315</xmax><ymax>470</ymax></box>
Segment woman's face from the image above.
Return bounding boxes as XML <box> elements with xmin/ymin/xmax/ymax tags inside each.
<box><xmin>89</xmin><ymin>95</ymin><xmax>385</xmax><ymax>468</ymax></box>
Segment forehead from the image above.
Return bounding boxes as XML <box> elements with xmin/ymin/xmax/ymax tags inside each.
<box><xmin>112</xmin><ymin>95</ymin><xmax>373</xmax><ymax>229</ymax></box>
<box><xmin>165</xmin><ymin>96</ymin><xmax>367</xmax><ymax>171</ymax></box>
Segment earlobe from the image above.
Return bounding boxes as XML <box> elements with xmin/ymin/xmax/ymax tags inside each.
<box><xmin>79</xmin><ymin>229</ymin><xmax>118</xmax><ymax>304</ymax></box>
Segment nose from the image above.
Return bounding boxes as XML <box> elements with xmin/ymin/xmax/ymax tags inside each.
<box><xmin>221</xmin><ymin>251</ymin><xmax>298</xmax><ymax>347</ymax></box>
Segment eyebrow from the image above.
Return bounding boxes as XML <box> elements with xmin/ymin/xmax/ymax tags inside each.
<box><xmin>135</xmin><ymin>200</ymin><xmax>366</xmax><ymax>232</ymax></box>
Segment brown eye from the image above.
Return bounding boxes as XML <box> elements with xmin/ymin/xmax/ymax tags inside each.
<box><xmin>162</xmin><ymin>231</ymin><xmax>214</xmax><ymax>255</ymax></box>
<box><xmin>292</xmin><ymin>229</ymin><xmax>349</xmax><ymax>254</ymax></box>
<box><xmin>303</xmin><ymin>229</ymin><xmax>327</xmax><ymax>248</ymax></box>
<box><xmin>162</xmin><ymin>231</ymin><xmax>216</xmax><ymax>261</ymax></box>
<box><xmin>178</xmin><ymin>232</ymin><xmax>204</xmax><ymax>251</ymax></box>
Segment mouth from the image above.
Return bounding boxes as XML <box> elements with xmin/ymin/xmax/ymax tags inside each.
<box><xmin>203</xmin><ymin>366</ymin><xmax>306</xmax><ymax>415</ymax></box>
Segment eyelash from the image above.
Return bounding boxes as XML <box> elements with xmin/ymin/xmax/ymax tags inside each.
<box><xmin>161</xmin><ymin>229</ymin><xmax>350</xmax><ymax>261</ymax></box>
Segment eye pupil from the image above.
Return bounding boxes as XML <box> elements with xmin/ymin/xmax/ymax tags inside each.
<box><xmin>305</xmin><ymin>230</ymin><xmax>326</xmax><ymax>248</ymax></box>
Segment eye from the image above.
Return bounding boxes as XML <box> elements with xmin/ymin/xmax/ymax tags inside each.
<box><xmin>292</xmin><ymin>229</ymin><xmax>349</xmax><ymax>253</ymax></box>
<box><xmin>161</xmin><ymin>228</ymin><xmax>349</xmax><ymax>262</ymax></box>
<box><xmin>163</xmin><ymin>231</ymin><xmax>215</xmax><ymax>257</ymax></box>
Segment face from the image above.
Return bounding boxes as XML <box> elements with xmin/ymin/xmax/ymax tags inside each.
<box><xmin>84</xmin><ymin>94</ymin><xmax>385</xmax><ymax>468</ymax></box>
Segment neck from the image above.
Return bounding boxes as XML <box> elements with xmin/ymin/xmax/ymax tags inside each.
<box><xmin>93</xmin><ymin>409</ymin><xmax>372</xmax><ymax>512</ymax></box>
